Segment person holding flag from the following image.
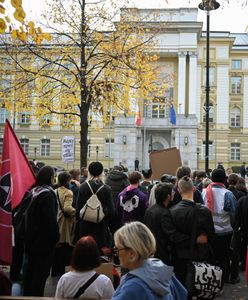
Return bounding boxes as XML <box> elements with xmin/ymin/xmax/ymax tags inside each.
<box><xmin>0</xmin><ymin>120</ymin><xmax>36</xmax><ymax>266</ymax></box>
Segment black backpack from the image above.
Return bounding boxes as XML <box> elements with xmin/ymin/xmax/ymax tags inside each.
<box><xmin>13</xmin><ymin>191</ymin><xmax>33</xmax><ymax>241</ymax></box>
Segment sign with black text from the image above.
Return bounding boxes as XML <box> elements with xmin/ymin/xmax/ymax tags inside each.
<box><xmin>61</xmin><ymin>136</ymin><xmax>75</xmax><ymax>163</ymax></box>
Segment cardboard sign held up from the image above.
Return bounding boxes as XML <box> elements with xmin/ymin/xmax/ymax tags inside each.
<box><xmin>150</xmin><ymin>147</ymin><xmax>182</xmax><ymax>180</ymax></box>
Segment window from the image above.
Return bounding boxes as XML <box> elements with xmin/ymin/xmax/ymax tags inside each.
<box><xmin>61</xmin><ymin>115</ymin><xmax>72</xmax><ymax>128</ymax></box>
<box><xmin>41</xmin><ymin>139</ymin><xmax>50</xmax><ymax>157</ymax></box>
<box><xmin>40</xmin><ymin>114</ymin><xmax>51</xmax><ymax>126</ymax></box>
<box><xmin>231</xmin><ymin>76</ymin><xmax>241</xmax><ymax>94</ymax></box>
<box><xmin>20</xmin><ymin>112</ymin><xmax>31</xmax><ymax>124</ymax></box>
<box><xmin>201</xmin><ymin>141</ymin><xmax>214</xmax><ymax>160</ymax></box>
<box><xmin>20</xmin><ymin>138</ymin><xmax>29</xmax><ymax>155</ymax></box>
<box><xmin>0</xmin><ymin>108</ymin><xmax>9</xmax><ymax>124</ymax></box>
<box><xmin>203</xmin><ymin>66</ymin><xmax>215</xmax><ymax>86</ymax></box>
<box><xmin>230</xmin><ymin>143</ymin><xmax>240</xmax><ymax>161</ymax></box>
<box><xmin>0</xmin><ymin>138</ymin><xmax>3</xmax><ymax>156</ymax></box>
<box><xmin>230</xmin><ymin>107</ymin><xmax>241</xmax><ymax>127</ymax></box>
<box><xmin>145</xmin><ymin>98</ymin><xmax>168</xmax><ymax>119</ymax></box>
<box><xmin>203</xmin><ymin>102</ymin><xmax>214</xmax><ymax>123</ymax></box>
<box><xmin>232</xmin><ymin>60</ymin><xmax>242</xmax><ymax>70</ymax></box>
<box><xmin>104</xmin><ymin>138</ymin><xmax>114</xmax><ymax>158</ymax></box>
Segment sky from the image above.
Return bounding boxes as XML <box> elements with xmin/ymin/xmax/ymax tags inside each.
<box><xmin>22</xmin><ymin>0</ymin><xmax>248</xmax><ymax>33</ymax></box>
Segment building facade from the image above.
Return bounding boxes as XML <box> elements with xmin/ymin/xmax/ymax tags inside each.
<box><xmin>0</xmin><ymin>7</ymin><xmax>248</xmax><ymax>172</ymax></box>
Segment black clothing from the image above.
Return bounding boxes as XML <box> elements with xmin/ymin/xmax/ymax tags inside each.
<box><xmin>144</xmin><ymin>204</ymin><xmax>189</xmax><ymax>265</ymax></box>
<box><xmin>134</xmin><ymin>159</ymin><xmax>139</xmax><ymax>171</ymax></box>
<box><xmin>240</xmin><ymin>165</ymin><xmax>246</xmax><ymax>178</ymax></box>
<box><xmin>168</xmin><ymin>187</ymin><xmax>203</xmax><ymax>208</ymax></box>
<box><xmin>105</xmin><ymin>170</ymin><xmax>129</xmax><ymax>203</ymax></box>
<box><xmin>167</xmin><ymin>200</ymin><xmax>215</xmax><ymax>260</ymax></box>
<box><xmin>228</xmin><ymin>186</ymin><xmax>245</xmax><ymax>201</ymax></box>
<box><xmin>23</xmin><ymin>185</ymin><xmax>59</xmax><ymax>296</ymax></box>
<box><xmin>77</xmin><ymin>180</ymin><xmax>115</xmax><ymax>249</ymax></box>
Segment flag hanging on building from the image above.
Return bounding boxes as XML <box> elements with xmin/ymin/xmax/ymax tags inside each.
<box><xmin>169</xmin><ymin>104</ymin><xmax>176</xmax><ymax>125</ymax></box>
<box><xmin>0</xmin><ymin>119</ymin><xmax>36</xmax><ymax>265</ymax></box>
<box><xmin>135</xmin><ymin>102</ymin><xmax>141</xmax><ymax>126</ymax></box>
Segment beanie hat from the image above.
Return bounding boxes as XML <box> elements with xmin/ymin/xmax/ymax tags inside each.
<box><xmin>211</xmin><ymin>168</ymin><xmax>226</xmax><ymax>183</ymax></box>
<box><xmin>88</xmin><ymin>162</ymin><xmax>103</xmax><ymax>177</ymax></box>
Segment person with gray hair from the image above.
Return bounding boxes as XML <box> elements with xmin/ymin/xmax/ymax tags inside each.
<box><xmin>112</xmin><ymin>221</ymin><xmax>187</xmax><ymax>300</ymax></box>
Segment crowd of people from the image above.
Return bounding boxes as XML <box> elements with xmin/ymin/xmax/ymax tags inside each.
<box><xmin>1</xmin><ymin>161</ymin><xmax>248</xmax><ymax>299</ymax></box>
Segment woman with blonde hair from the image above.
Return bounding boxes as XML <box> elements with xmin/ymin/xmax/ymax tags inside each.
<box><xmin>112</xmin><ymin>221</ymin><xmax>187</xmax><ymax>300</ymax></box>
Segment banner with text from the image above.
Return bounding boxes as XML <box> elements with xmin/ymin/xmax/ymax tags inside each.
<box><xmin>62</xmin><ymin>136</ymin><xmax>75</xmax><ymax>163</ymax></box>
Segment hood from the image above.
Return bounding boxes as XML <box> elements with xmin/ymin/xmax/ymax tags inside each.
<box><xmin>32</xmin><ymin>185</ymin><xmax>55</xmax><ymax>199</ymax></box>
<box><xmin>128</xmin><ymin>259</ymin><xmax>173</xmax><ymax>297</ymax></box>
<box><xmin>119</xmin><ymin>186</ymin><xmax>140</xmax><ymax>203</ymax></box>
<box><xmin>108</xmin><ymin>170</ymin><xmax>127</xmax><ymax>181</ymax></box>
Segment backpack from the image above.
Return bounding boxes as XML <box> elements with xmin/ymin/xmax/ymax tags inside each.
<box><xmin>13</xmin><ymin>191</ymin><xmax>33</xmax><ymax>241</ymax></box>
<box><xmin>79</xmin><ymin>181</ymin><xmax>105</xmax><ymax>223</ymax></box>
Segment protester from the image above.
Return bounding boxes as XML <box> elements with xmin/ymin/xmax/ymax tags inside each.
<box><xmin>202</xmin><ymin>177</ymin><xmax>212</xmax><ymax>190</ymax></box>
<box><xmin>55</xmin><ymin>236</ymin><xmax>114</xmax><ymax>299</ymax></box>
<box><xmin>52</xmin><ymin>171</ymin><xmax>76</xmax><ymax>277</ymax></box>
<box><xmin>112</xmin><ymin>221</ymin><xmax>187</xmax><ymax>300</ymax></box>
<box><xmin>194</xmin><ymin>171</ymin><xmax>207</xmax><ymax>192</ymax></box>
<box><xmin>169</xmin><ymin>166</ymin><xmax>203</xmax><ymax>208</ymax></box>
<box><xmin>145</xmin><ymin>183</ymin><xmax>190</xmax><ymax>266</ymax></box>
<box><xmin>164</xmin><ymin>176</ymin><xmax>215</xmax><ymax>289</ymax></box>
<box><xmin>77</xmin><ymin>162</ymin><xmax>115</xmax><ymax>252</ymax></box>
<box><xmin>236</xmin><ymin>177</ymin><xmax>247</xmax><ymax>196</ymax></box>
<box><xmin>226</xmin><ymin>167</ymin><xmax>233</xmax><ymax>176</ymax></box>
<box><xmin>23</xmin><ymin>166</ymin><xmax>60</xmax><ymax>296</ymax></box>
<box><xmin>117</xmin><ymin>171</ymin><xmax>147</xmax><ymax>225</ymax></box>
<box><xmin>202</xmin><ymin>168</ymin><xmax>237</xmax><ymax>284</ymax></box>
<box><xmin>140</xmin><ymin>169</ymin><xmax>153</xmax><ymax>195</ymax></box>
<box><xmin>69</xmin><ymin>168</ymin><xmax>81</xmax><ymax>208</ymax></box>
<box><xmin>240</xmin><ymin>162</ymin><xmax>246</xmax><ymax>179</ymax></box>
<box><xmin>105</xmin><ymin>166</ymin><xmax>129</xmax><ymax>205</ymax></box>
<box><xmin>227</xmin><ymin>173</ymin><xmax>245</xmax><ymax>201</ymax></box>
<box><xmin>80</xmin><ymin>167</ymin><xmax>88</xmax><ymax>184</ymax></box>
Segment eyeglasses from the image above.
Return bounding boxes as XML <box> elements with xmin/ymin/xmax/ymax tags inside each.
<box><xmin>113</xmin><ymin>246</ymin><xmax>129</xmax><ymax>255</ymax></box>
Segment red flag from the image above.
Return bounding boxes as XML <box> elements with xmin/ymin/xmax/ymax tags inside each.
<box><xmin>135</xmin><ymin>102</ymin><xmax>141</xmax><ymax>126</ymax></box>
<box><xmin>0</xmin><ymin>119</ymin><xmax>36</xmax><ymax>265</ymax></box>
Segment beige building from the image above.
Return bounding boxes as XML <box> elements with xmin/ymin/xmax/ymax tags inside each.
<box><xmin>0</xmin><ymin>7</ymin><xmax>248</xmax><ymax>172</ymax></box>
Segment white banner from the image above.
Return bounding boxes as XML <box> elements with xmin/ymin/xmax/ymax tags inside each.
<box><xmin>61</xmin><ymin>136</ymin><xmax>75</xmax><ymax>163</ymax></box>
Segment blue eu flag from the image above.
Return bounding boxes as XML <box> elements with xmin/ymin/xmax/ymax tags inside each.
<box><xmin>170</xmin><ymin>104</ymin><xmax>176</xmax><ymax>125</ymax></box>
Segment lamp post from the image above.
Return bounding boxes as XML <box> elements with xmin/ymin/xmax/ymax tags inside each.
<box><xmin>199</xmin><ymin>0</ymin><xmax>219</xmax><ymax>173</ymax></box>
<box><xmin>96</xmin><ymin>145</ymin><xmax>99</xmax><ymax>161</ymax></box>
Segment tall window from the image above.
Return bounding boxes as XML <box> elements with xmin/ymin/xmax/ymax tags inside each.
<box><xmin>0</xmin><ymin>138</ymin><xmax>3</xmax><ymax>156</ymax></box>
<box><xmin>104</xmin><ymin>138</ymin><xmax>114</xmax><ymax>158</ymax></box>
<box><xmin>41</xmin><ymin>139</ymin><xmax>50</xmax><ymax>157</ymax></box>
<box><xmin>201</xmin><ymin>141</ymin><xmax>214</xmax><ymax>160</ymax></box>
<box><xmin>0</xmin><ymin>108</ymin><xmax>9</xmax><ymax>124</ymax></box>
<box><xmin>230</xmin><ymin>107</ymin><xmax>241</xmax><ymax>127</ymax></box>
<box><xmin>231</xmin><ymin>76</ymin><xmax>241</xmax><ymax>94</ymax></box>
<box><xmin>40</xmin><ymin>114</ymin><xmax>51</xmax><ymax>126</ymax></box>
<box><xmin>20</xmin><ymin>112</ymin><xmax>31</xmax><ymax>124</ymax></box>
<box><xmin>20</xmin><ymin>138</ymin><xmax>29</xmax><ymax>155</ymax></box>
<box><xmin>203</xmin><ymin>102</ymin><xmax>214</xmax><ymax>123</ymax></box>
<box><xmin>144</xmin><ymin>98</ymin><xmax>169</xmax><ymax>119</ymax></box>
<box><xmin>203</xmin><ymin>66</ymin><xmax>215</xmax><ymax>86</ymax></box>
<box><xmin>230</xmin><ymin>143</ymin><xmax>240</xmax><ymax>161</ymax></box>
<box><xmin>231</xmin><ymin>60</ymin><xmax>242</xmax><ymax>70</ymax></box>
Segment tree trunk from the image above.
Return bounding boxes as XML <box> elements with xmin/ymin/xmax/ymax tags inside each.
<box><xmin>80</xmin><ymin>102</ymin><xmax>90</xmax><ymax>169</ymax></box>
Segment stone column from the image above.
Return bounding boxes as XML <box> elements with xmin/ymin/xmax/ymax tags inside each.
<box><xmin>178</xmin><ymin>52</ymin><xmax>186</xmax><ymax>114</ymax></box>
<box><xmin>189</xmin><ymin>52</ymin><xmax>197</xmax><ymax>115</ymax></box>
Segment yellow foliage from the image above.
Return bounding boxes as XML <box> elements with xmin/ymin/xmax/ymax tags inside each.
<box><xmin>0</xmin><ymin>17</ymin><xmax>6</xmax><ymax>33</ymax></box>
<box><xmin>0</xmin><ymin>4</ymin><xmax>5</xmax><ymax>14</ymax></box>
<box><xmin>10</xmin><ymin>0</ymin><xmax>22</xmax><ymax>9</ymax></box>
<box><xmin>14</xmin><ymin>7</ymin><xmax>26</xmax><ymax>23</ymax></box>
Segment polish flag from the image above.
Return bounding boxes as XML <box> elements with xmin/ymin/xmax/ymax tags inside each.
<box><xmin>0</xmin><ymin>119</ymin><xmax>36</xmax><ymax>265</ymax></box>
<box><xmin>135</xmin><ymin>102</ymin><xmax>141</xmax><ymax>126</ymax></box>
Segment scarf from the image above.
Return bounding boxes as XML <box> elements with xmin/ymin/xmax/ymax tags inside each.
<box><xmin>205</xmin><ymin>182</ymin><xmax>226</xmax><ymax>213</ymax></box>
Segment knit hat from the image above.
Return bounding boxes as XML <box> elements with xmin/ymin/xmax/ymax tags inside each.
<box><xmin>211</xmin><ymin>168</ymin><xmax>226</xmax><ymax>183</ymax></box>
<box><xmin>88</xmin><ymin>162</ymin><xmax>103</xmax><ymax>177</ymax></box>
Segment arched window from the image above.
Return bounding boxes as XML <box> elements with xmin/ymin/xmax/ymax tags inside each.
<box><xmin>230</xmin><ymin>107</ymin><xmax>241</xmax><ymax>127</ymax></box>
<box><xmin>203</xmin><ymin>102</ymin><xmax>214</xmax><ymax>123</ymax></box>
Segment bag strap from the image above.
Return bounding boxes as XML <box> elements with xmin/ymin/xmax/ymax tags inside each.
<box><xmin>73</xmin><ymin>273</ymin><xmax>99</xmax><ymax>298</ymax></box>
<box><xmin>86</xmin><ymin>181</ymin><xmax>104</xmax><ymax>195</ymax></box>
<box><xmin>56</xmin><ymin>190</ymin><xmax>67</xmax><ymax>217</ymax></box>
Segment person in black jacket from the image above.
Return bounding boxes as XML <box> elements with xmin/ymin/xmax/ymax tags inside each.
<box><xmin>23</xmin><ymin>166</ymin><xmax>60</xmax><ymax>296</ymax></box>
<box><xmin>163</xmin><ymin>176</ymin><xmax>215</xmax><ymax>288</ymax></box>
<box><xmin>77</xmin><ymin>162</ymin><xmax>115</xmax><ymax>252</ymax></box>
<box><xmin>144</xmin><ymin>183</ymin><xmax>189</xmax><ymax>265</ymax></box>
<box><xmin>168</xmin><ymin>166</ymin><xmax>203</xmax><ymax>208</ymax></box>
